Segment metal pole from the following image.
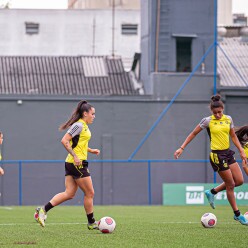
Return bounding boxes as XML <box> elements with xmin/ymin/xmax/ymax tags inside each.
<box><xmin>155</xmin><ymin>0</ymin><xmax>161</xmax><ymax>72</ymax></box>
<box><xmin>148</xmin><ymin>161</ymin><xmax>152</xmax><ymax>205</ymax></box>
<box><xmin>213</xmin><ymin>0</ymin><xmax>218</xmax><ymax>94</ymax></box>
<box><xmin>112</xmin><ymin>0</ymin><xmax>115</xmax><ymax>57</ymax></box>
<box><xmin>18</xmin><ymin>161</ymin><xmax>22</xmax><ymax>206</ymax></box>
<box><xmin>92</xmin><ymin>18</ymin><xmax>96</xmax><ymax>55</ymax></box>
<box><xmin>213</xmin><ymin>0</ymin><xmax>218</xmax><ymax>183</ymax></box>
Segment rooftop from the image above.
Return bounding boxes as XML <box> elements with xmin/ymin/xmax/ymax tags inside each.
<box><xmin>218</xmin><ymin>37</ymin><xmax>248</xmax><ymax>87</ymax></box>
<box><xmin>0</xmin><ymin>55</ymin><xmax>139</xmax><ymax>96</ymax></box>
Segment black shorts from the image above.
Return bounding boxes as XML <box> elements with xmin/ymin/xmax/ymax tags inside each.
<box><xmin>65</xmin><ymin>161</ymin><xmax>91</xmax><ymax>179</ymax></box>
<box><xmin>209</xmin><ymin>149</ymin><xmax>236</xmax><ymax>172</ymax></box>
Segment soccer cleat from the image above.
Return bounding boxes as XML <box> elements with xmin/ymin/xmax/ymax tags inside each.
<box><xmin>205</xmin><ymin>190</ymin><xmax>215</xmax><ymax>209</ymax></box>
<box><xmin>35</xmin><ymin>207</ymin><xmax>47</xmax><ymax>227</ymax></box>
<box><xmin>234</xmin><ymin>214</ymin><xmax>248</xmax><ymax>225</ymax></box>
<box><xmin>87</xmin><ymin>221</ymin><xmax>99</xmax><ymax>230</ymax></box>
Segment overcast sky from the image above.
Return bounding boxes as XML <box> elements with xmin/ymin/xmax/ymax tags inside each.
<box><xmin>232</xmin><ymin>0</ymin><xmax>248</xmax><ymax>16</ymax></box>
<box><xmin>6</xmin><ymin>0</ymin><xmax>68</xmax><ymax>9</ymax></box>
<box><xmin>1</xmin><ymin>0</ymin><xmax>248</xmax><ymax>16</ymax></box>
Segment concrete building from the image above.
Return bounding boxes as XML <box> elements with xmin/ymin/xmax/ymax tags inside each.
<box><xmin>0</xmin><ymin>9</ymin><xmax>140</xmax><ymax>70</ymax></box>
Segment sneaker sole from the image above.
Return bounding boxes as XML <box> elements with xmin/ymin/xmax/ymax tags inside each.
<box><xmin>234</xmin><ymin>218</ymin><xmax>248</xmax><ymax>225</ymax></box>
<box><xmin>210</xmin><ymin>203</ymin><xmax>215</xmax><ymax>209</ymax></box>
<box><xmin>205</xmin><ymin>193</ymin><xmax>215</xmax><ymax>209</ymax></box>
<box><xmin>37</xmin><ymin>218</ymin><xmax>45</xmax><ymax>227</ymax></box>
<box><xmin>87</xmin><ymin>227</ymin><xmax>99</xmax><ymax>230</ymax></box>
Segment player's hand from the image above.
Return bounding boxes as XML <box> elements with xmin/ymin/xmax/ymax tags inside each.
<box><xmin>174</xmin><ymin>148</ymin><xmax>183</xmax><ymax>159</ymax></box>
<box><xmin>0</xmin><ymin>167</ymin><xmax>4</xmax><ymax>176</ymax></box>
<box><xmin>240</xmin><ymin>150</ymin><xmax>247</xmax><ymax>163</ymax></box>
<box><xmin>91</xmin><ymin>149</ymin><xmax>100</xmax><ymax>156</ymax></box>
<box><xmin>73</xmin><ymin>155</ymin><xmax>81</xmax><ymax>166</ymax></box>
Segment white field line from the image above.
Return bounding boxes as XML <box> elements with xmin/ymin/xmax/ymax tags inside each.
<box><xmin>0</xmin><ymin>222</ymin><xmax>85</xmax><ymax>226</ymax></box>
<box><xmin>155</xmin><ymin>221</ymin><xmax>238</xmax><ymax>225</ymax></box>
<box><xmin>0</xmin><ymin>221</ymin><xmax>239</xmax><ymax>226</ymax></box>
<box><xmin>0</xmin><ymin>207</ymin><xmax>13</xmax><ymax>210</ymax></box>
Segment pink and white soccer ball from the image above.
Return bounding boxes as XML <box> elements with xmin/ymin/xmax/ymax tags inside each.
<box><xmin>98</xmin><ymin>216</ymin><xmax>116</xmax><ymax>233</ymax></box>
<box><xmin>201</xmin><ymin>213</ymin><xmax>217</xmax><ymax>228</ymax></box>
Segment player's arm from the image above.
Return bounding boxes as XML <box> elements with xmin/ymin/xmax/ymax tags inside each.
<box><xmin>230</xmin><ymin>128</ymin><xmax>247</xmax><ymax>165</ymax></box>
<box><xmin>88</xmin><ymin>147</ymin><xmax>100</xmax><ymax>155</ymax></box>
<box><xmin>174</xmin><ymin>124</ymin><xmax>202</xmax><ymax>159</ymax></box>
<box><xmin>61</xmin><ymin>133</ymin><xmax>81</xmax><ymax>165</ymax></box>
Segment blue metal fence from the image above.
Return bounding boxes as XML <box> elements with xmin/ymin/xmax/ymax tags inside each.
<box><xmin>0</xmin><ymin>159</ymin><xmax>219</xmax><ymax>206</ymax></box>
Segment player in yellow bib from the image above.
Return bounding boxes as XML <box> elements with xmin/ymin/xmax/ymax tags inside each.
<box><xmin>35</xmin><ymin>100</ymin><xmax>100</xmax><ymax>229</ymax></box>
<box><xmin>235</xmin><ymin>125</ymin><xmax>248</xmax><ymax>176</ymax></box>
<box><xmin>174</xmin><ymin>95</ymin><xmax>248</xmax><ymax>225</ymax></box>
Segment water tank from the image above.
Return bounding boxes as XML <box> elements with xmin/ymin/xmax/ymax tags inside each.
<box><xmin>218</xmin><ymin>27</ymin><xmax>227</xmax><ymax>37</ymax></box>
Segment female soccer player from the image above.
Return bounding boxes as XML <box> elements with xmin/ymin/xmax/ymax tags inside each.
<box><xmin>174</xmin><ymin>95</ymin><xmax>248</xmax><ymax>225</ymax></box>
<box><xmin>36</xmin><ymin>100</ymin><xmax>100</xmax><ymax>229</ymax></box>
<box><xmin>235</xmin><ymin>125</ymin><xmax>248</xmax><ymax>176</ymax></box>
<box><xmin>0</xmin><ymin>132</ymin><xmax>4</xmax><ymax>176</ymax></box>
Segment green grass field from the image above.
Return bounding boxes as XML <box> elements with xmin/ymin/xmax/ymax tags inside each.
<box><xmin>0</xmin><ymin>205</ymin><xmax>247</xmax><ymax>247</ymax></box>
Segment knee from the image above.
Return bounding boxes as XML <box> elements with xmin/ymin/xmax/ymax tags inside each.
<box><xmin>85</xmin><ymin>189</ymin><xmax>95</xmax><ymax>199</ymax></box>
<box><xmin>226</xmin><ymin>182</ymin><xmax>235</xmax><ymax>191</ymax></box>
<box><xmin>66</xmin><ymin>192</ymin><xmax>76</xmax><ymax>200</ymax></box>
<box><xmin>235</xmin><ymin>179</ymin><xmax>244</xmax><ymax>187</ymax></box>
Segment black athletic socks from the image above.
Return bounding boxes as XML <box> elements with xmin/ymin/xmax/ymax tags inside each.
<box><xmin>211</xmin><ymin>188</ymin><xmax>217</xmax><ymax>195</ymax></box>
<box><xmin>87</xmin><ymin>212</ymin><xmax>96</xmax><ymax>224</ymax></box>
<box><xmin>44</xmin><ymin>202</ymin><xmax>54</xmax><ymax>213</ymax></box>
<box><xmin>234</xmin><ymin>210</ymin><xmax>240</xmax><ymax>217</ymax></box>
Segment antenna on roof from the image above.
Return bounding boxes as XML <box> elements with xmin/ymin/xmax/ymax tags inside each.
<box><xmin>112</xmin><ymin>0</ymin><xmax>116</xmax><ymax>58</ymax></box>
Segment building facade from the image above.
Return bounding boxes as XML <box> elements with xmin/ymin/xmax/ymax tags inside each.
<box><xmin>0</xmin><ymin>9</ymin><xmax>140</xmax><ymax>70</ymax></box>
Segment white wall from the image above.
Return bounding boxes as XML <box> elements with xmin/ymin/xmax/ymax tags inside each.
<box><xmin>218</xmin><ymin>0</ymin><xmax>232</xmax><ymax>26</ymax></box>
<box><xmin>0</xmin><ymin>9</ymin><xmax>140</xmax><ymax>70</ymax></box>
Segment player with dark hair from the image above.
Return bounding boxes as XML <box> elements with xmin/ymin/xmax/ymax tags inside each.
<box><xmin>0</xmin><ymin>132</ymin><xmax>4</xmax><ymax>176</ymax></box>
<box><xmin>35</xmin><ymin>100</ymin><xmax>100</xmax><ymax>229</ymax></box>
<box><xmin>235</xmin><ymin>125</ymin><xmax>248</xmax><ymax>176</ymax></box>
<box><xmin>174</xmin><ymin>94</ymin><xmax>248</xmax><ymax>225</ymax></box>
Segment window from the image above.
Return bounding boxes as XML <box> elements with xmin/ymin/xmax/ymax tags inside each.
<box><xmin>25</xmin><ymin>22</ymin><xmax>39</xmax><ymax>35</ymax></box>
<box><xmin>176</xmin><ymin>37</ymin><xmax>192</xmax><ymax>72</ymax></box>
<box><xmin>121</xmin><ymin>24</ymin><xmax>138</xmax><ymax>35</ymax></box>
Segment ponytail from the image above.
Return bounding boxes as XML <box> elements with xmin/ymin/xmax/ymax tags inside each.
<box><xmin>59</xmin><ymin>100</ymin><xmax>93</xmax><ymax>131</ymax></box>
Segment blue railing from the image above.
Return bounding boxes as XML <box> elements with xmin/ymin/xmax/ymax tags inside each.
<box><xmin>0</xmin><ymin>159</ymin><xmax>223</xmax><ymax>206</ymax></box>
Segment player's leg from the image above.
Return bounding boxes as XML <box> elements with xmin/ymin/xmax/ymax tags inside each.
<box><xmin>211</xmin><ymin>159</ymin><xmax>244</xmax><ymax>192</ymax></box>
<box><xmin>49</xmin><ymin>175</ymin><xmax>78</xmax><ymax>206</ymax></box>
<box><xmin>218</xmin><ymin>166</ymin><xmax>248</xmax><ymax>225</ymax></box>
<box><xmin>218</xmin><ymin>169</ymin><xmax>236</xmax><ymax>210</ymax></box>
<box><xmin>205</xmin><ymin>152</ymin><xmax>220</xmax><ymax>209</ymax></box>
<box><xmin>76</xmin><ymin>176</ymin><xmax>98</xmax><ymax>230</ymax></box>
<box><xmin>36</xmin><ymin>175</ymin><xmax>78</xmax><ymax>227</ymax></box>
<box><xmin>205</xmin><ymin>151</ymin><xmax>242</xmax><ymax>209</ymax></box>
<box><xmin>229</xmin><ymin>162</ymin><xmax>244</xmax><ymax>187</ymax></box>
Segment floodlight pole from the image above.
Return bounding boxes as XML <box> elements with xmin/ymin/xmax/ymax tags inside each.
<box><xmin>213</xmin><ymin>0</ymin><xmax>218</xmax><ymax>183</ymax></box>
<box><xmin>213</xmin><ymin>0</ymin><xmax>218</xmax><ymax>95</ymax></box>
<box><xmin>112</xmin><ymin>0</ymin><xmax>115</xmax><ymax>57</ymax></box>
